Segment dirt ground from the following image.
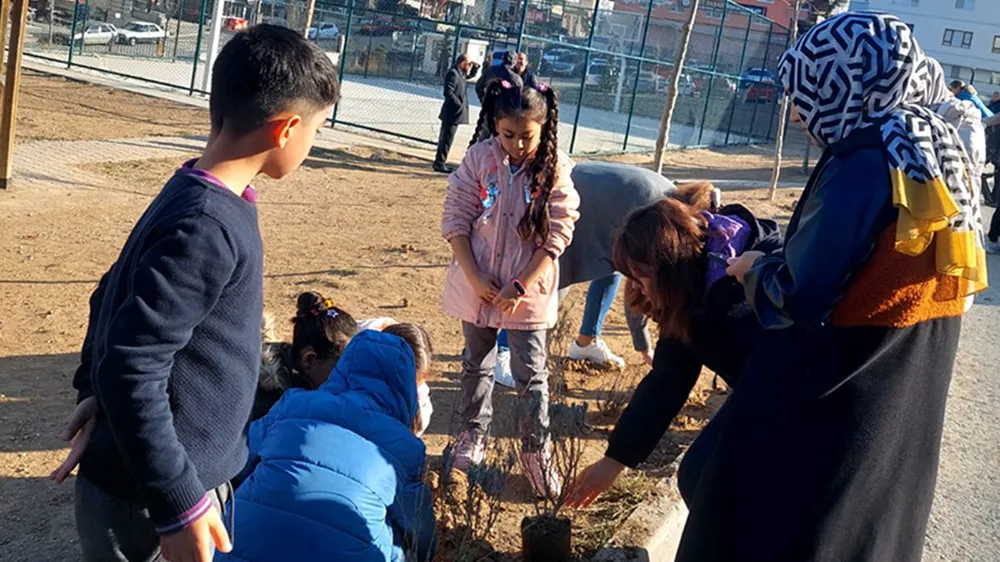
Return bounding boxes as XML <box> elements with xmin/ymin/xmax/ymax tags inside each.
<box><xmin>0</xmin><ymin>73</ymin><xmax>803</xmax><ymax>561</ymax></box>
<box><xmin>15</xmin><ymin>69</ymin><xmax>206</xmax><ymax>141</ymax></box>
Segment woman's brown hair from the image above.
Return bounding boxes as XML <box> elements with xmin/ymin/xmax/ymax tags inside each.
<box><xmin>612</xmin><ymin>182</ymin><xmax>717</xmax><ymax>342</ymax></box>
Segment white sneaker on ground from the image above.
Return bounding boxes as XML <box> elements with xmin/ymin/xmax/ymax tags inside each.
<box><xmin>494</xmin><ymin>347</ymin><xmax>516</xmax><ymax>388</ymax></box>
<box><xmin>450</xmin><ymin>430</ymin><xmax>487</xmax><ymax>472</ymax></box>
<box><xmin>521</xmin><ymin>447</ymin><xmax>562</xmax><ymax>499</ymax></box>
<box><xmin>568</xmin><ymin>339</ymin><xmax>626</xmax><ymax>369</ymax></box>
<box><xmin>986</xmin><ymin>240</ymin><xmax>1000</xmax><ymax>255</ymax></box>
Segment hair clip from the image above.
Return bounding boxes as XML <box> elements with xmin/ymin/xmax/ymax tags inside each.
<box><xmin>536</xmin><ymin>82</ymin><xmax>549</xmax><ymax>92</ymax></box>
<box><xmin>500</xmin><ymin>80</ymin><xmax>513</xmax><ymax>89</ymax></box>
<box><xmin>326</xmin><ymin>309</ymin><xmax>339</xmax><ymax>319</ymax></box>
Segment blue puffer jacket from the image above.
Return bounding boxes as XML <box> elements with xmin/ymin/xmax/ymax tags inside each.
<box><xmin>217</xmin><ymin>331</ymin><xmax>435</xmax><ymax>562</ymax></box>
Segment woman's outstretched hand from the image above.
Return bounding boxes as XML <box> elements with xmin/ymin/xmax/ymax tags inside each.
<box><xmin>566</xmin><ymin>456</ymin><xmax>626</xmax><ymax>509</ymax></box>
<box><xmin>50</xmin><ymin>396</ymin><xmax>99</xmax><ymax>483</ymax></box>
<box><xmin>725</xmin><ymin>251</ymin><xmax>765</xmax><ymax>285</ymax></box>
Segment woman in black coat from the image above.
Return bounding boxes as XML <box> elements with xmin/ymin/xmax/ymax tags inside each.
<box><xmin>675</xmin><ymin>14</ymin><xmax>986</xmax><ymax>561</ymax></box>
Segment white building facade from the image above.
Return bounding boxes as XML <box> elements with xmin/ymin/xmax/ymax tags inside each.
<box><xmin>850</xmin><ymin>0</ymin><xmax>1000</xmax><ymax>99</ymax></box>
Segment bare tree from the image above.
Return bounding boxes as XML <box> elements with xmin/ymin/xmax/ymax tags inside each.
<box><xmin>768</xmin><ymin>0</ymin><xmax>803</xmax><ymax>201</ymax></box>
<box><xmin>653</xmin><ymin>0</ymin><xmax>701</xmax><ymax>175</ymax></box>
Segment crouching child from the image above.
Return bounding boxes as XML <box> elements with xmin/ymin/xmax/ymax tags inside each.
<box><xmin>218</xmin><ymin>326</ymin><xmax>437</xmax><ymax>562</ymax></box>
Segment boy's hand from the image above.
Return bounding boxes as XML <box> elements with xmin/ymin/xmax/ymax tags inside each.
<box><xmin>160</xmin><ymin>506</ymin><xmax>232</xmax><ymax>562</ymax></box>
<box><xmin>468</xmin><ymin>271</ymin><xmax>500</xmax><ymax>303</ymax></box>
<box><xmin>492</xmin><ymin>282</ymin><xmax>523</xmax><ymax>314</ymax></box>
<box><xmin>726</xmin><ymin>251</ymin><xmax>765</xmax><ymax>285</ymax></box>
<box><xmin>50</xmin><ymin>396</ymin><xmax>99</xmax><ymax>484</ymax></box>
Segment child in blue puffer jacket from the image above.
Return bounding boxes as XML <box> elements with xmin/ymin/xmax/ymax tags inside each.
<box><xmin>217</xmin><ymin>325</ymin><xmax>437</xmax><ymax>562</ymax></box>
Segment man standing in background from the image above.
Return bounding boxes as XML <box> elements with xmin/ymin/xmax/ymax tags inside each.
<box><xmin>515</xmin><ymin>52</ymin><xmax>539</xmax><ymax>90</ymax></box>
<box><xmin>434</xmin><ymin>54</ymin><xmax>473</xmax><ymax>174</ymax></box>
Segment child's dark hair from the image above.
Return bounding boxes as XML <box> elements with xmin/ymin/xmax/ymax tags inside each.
<box><xmin>470</xmin><ymin>79</ymin><xmax>560</xmax><ymax>242</ymax></box>
<box><xmin>382</xmin><ymin>323</ymin><xmax>434</xmax><ymax>386</ymax></box>
<box><xmin>291</xmin><ymin>291</ymin><xmax>357</xmax><ymax>363</ymax></box>
<box><xmin>210</xmin><ymin>24</ymin><xmax>340</xmax><ymax>135</ymax></box>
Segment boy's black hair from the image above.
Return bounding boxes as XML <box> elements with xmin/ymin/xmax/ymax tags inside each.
<box><xmin>470</xmin><ymin>78</ymin><xmax>560</xmax><ymax>242</ymax></box>
<box><xmin>210</xmin><ymin>24</ymin><xmax>340</xmax><ymax>135</ymax></box>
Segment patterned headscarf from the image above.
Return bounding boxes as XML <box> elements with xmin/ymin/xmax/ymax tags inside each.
<box><xmin>779</xmin><ymin>12</ymin><xmax>987</xmax><ymax>296</ymax></box>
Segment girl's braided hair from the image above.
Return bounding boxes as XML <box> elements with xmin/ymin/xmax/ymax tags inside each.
<box><xmin>470</xmin><ymin>79</ymin><xmax>560</xmax><ymax>242</ymax></box>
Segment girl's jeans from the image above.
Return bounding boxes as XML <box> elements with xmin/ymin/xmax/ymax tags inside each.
<box><xmin>457</xmin><ymin>322</ymin><xmax>549</xmax><ymax>450</ymax></box>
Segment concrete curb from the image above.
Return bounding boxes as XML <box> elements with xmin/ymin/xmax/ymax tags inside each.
<box><xmin>592</xmin><ymin>453</ymin><xmax>689</xmax><ymax>562</ymax></box>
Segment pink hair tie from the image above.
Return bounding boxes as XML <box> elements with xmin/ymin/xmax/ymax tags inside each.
<box><xmin>536</xmin><ymin>82</ymin><xmax>549</xmax><ymax>92</ymax></box>
<box><xmin>500</xmin><ymin>80</ymin><xmax>512</xmax><ymax>89</ymax></box>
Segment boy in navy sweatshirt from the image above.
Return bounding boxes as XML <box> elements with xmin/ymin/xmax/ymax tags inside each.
<box><xmin>50</xmin><ymin>25</ymin><xmax>339</xmax><ymax>562</ymax></box>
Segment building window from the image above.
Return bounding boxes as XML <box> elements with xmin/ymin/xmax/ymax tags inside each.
<box><xmin>703</xmin><ymin>6</ymin><xmax>723</xmax><ymax>19</ymax></box>
<box><xmin>955</xmin><ymin>0</ymin><xmax>975</xmax><ymax>9</ymax></box>
<box><xmin>950</xmin><ymin>65</ymin><xmax>965</xmax><ymax>79</ymax></box>
<box><xmin>993</xmin><ymin>35</ymin><xmax>1000</xmax><ymax>54</ymax></box>
<box><xmin>943</xmin><ymin>29</ymin><xmax>973</xmax><ymax>49</ymax></box>
<box><xmin>985</xmin><ymin>71</ymin><xmax>1000</xmax><ymax>86</ymax></box>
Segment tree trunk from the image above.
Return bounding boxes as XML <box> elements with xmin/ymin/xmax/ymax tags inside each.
<box><xmin>654</xmin><ymin>0</ymin><xmax>701</xmax><ymax>175</ymax></box>
<box><xmin>768</xmin><ymin>0</ymin><xmax>802</xmax><ymax>201</ymax></box>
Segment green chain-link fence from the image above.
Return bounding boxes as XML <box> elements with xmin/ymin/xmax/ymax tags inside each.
<box><xmin>20</xmin><ymin>0</ymin><xmax>793</xmax><ymax>154</ymax></box>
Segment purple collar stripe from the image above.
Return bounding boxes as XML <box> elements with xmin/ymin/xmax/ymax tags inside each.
<box><xmin>179</xmin><ymin>160</ymin><xmax>257</xmax><ymax>204</ymax></box>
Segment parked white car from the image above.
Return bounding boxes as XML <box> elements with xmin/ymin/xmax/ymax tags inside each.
<box><xmin>307</xmin><ymin>22</ymin><xmax>339</xmax><ymax>40</ymax></box>
<box><xmin>67</xmin><ymin>23</ymin><xmax>117</xmax><ymax>46</ymax></box>
<box><xmin>117</xmin><ymin>21</ymin><xmax>167</xmax><ymax>45</ymax></box>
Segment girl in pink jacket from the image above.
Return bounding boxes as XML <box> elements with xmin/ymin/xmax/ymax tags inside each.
<box><xmin>441</xmin><ymin>79</ymin><xmax>580</xmax><ymax>498</ymax></box>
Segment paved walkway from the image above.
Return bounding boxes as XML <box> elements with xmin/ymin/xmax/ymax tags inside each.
<box><xmin>922</xmin><ymin>208</ymin><xmax>1000</xmax><ymax>561</ymax></box>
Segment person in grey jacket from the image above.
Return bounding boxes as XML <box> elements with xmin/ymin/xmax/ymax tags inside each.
<box><xmin>495</xmin><ymin>162</ymin><xmax>677</xmax><ymax>384</ymax></box>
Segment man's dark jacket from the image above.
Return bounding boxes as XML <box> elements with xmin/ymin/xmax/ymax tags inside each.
<box><xmin>439</xmin><ymin>65</ymin><xmax>469</xmax><ymax>125</ymax></box>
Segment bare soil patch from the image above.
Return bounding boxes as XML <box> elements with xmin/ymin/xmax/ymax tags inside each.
<box><xmin>15</xmin><ymin>69</ymin><xmax>207</xmax><ymax>142</ymax></box>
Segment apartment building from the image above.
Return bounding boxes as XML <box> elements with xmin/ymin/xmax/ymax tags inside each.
<box><xmin>850</xmin><ymin>0</ymin><xmax>1000</xmax><ymax>98</ymax></box>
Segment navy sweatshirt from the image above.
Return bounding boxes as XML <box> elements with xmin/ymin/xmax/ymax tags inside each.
<box><xmin>73</xmin><ymin>170</ymin><xmax>263</xmax><ymax>528</ymax></box>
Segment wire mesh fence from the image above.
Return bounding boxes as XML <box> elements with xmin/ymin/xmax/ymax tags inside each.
<box><xmin>19</xmin><ymin>0</ymin><xmax>794</xmax><ymax>154</ymax></box>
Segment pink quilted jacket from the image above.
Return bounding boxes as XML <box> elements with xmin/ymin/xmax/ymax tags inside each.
<box><xmin>441</xmin><ymin>138</ymin><xmax>580</xmax><ymax>331</ymax></box>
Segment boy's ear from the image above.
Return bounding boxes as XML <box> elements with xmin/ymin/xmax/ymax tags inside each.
<box><xmin>272</xmin><ymin>115</ymin><xmax>303</xmax><ymax>149</ymax></box>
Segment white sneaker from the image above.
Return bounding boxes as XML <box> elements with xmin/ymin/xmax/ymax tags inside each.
<box><xmin>987</xmin><ymin>240</ymin><xmax>1000</xmax><ymax>255</ymax></box>
<box><xmin>569</xmin><ymin>339</ymin><xmax>626</xmax><ymax>369</ymax></box>
<box><xmin>494</xmin><ymin>347</ymin><xmax>516</xmax><ymax>388</ymax></box>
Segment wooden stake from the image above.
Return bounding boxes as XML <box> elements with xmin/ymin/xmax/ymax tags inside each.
<box><xmin>303</xmin><ymin>0</ymin><xmax>317</xmax><ymax>39</ymax></box>
<box><xmin>768</xmin><ymin>0</ymin><xmax>802</xmax><ymax>201</ymax></box>
<box><xmin>0</xmin><ymin>0</ymin><xmax>30</xmax><ymax>189</ymax></box>
<box><xmin>0</xmin><ymin>0</ymin><xmax>11</xmax><ymax>78</ymax></box>
<box><xmin>654</xmin><ymin>0</ymin><xmax>701</xmax><ymax>175</ymax></box>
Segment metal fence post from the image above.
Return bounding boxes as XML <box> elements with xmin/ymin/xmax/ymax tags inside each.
<box><xmin>173</xmin><ymin>0</ymin><xmax>186</xmax><ymax>61</ymax></box>
<box><xmin>621</xmin><ymin>0</ymin><xmax>655</xmax><ymax>152</ymax></box>
<box><xmin>569</xmin><ymin>0</ymin><xmax>602</xmax><ymax>153</ymax></box>
<box><xmin>188</xmin><ymin>0</ymin><xmax>208</xmax><ymax>94</ymax></box>
<box><xmin>515</xmin><ymin>0</ymin><xmax>528</xmax><ymax>52</ymax></box>
<box><xmin>724</xmin><ymin>11</ymin><xmax>752</xmax><ymax>144</ymax></box>
<box><xmin>331</xmin><ymin>0</ymin><xmax>355</xmax><ymax>126</ymax></box>
<box><xmin>79</xmin><ymin>0</ymin><xmax>90</xmax><ymax>56</ymax></box>
<box><xmin>67</xmin><ymin>0</ymin><xmax>80</xmax><ymax>68</ymax></box>
<box><xmin>746</xmin><ymin>21</ymin><xmax>771</xmax><ymax>141</ymax></box>
<box><xmin>696</xmin><ymin>0</ymin><xmax>728</xmax><ymax>146</ymax></box>
<box><xmin>764</xmin><ymin>28</ymin><xmax>789</xmax><ymax>142</ymax></box>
